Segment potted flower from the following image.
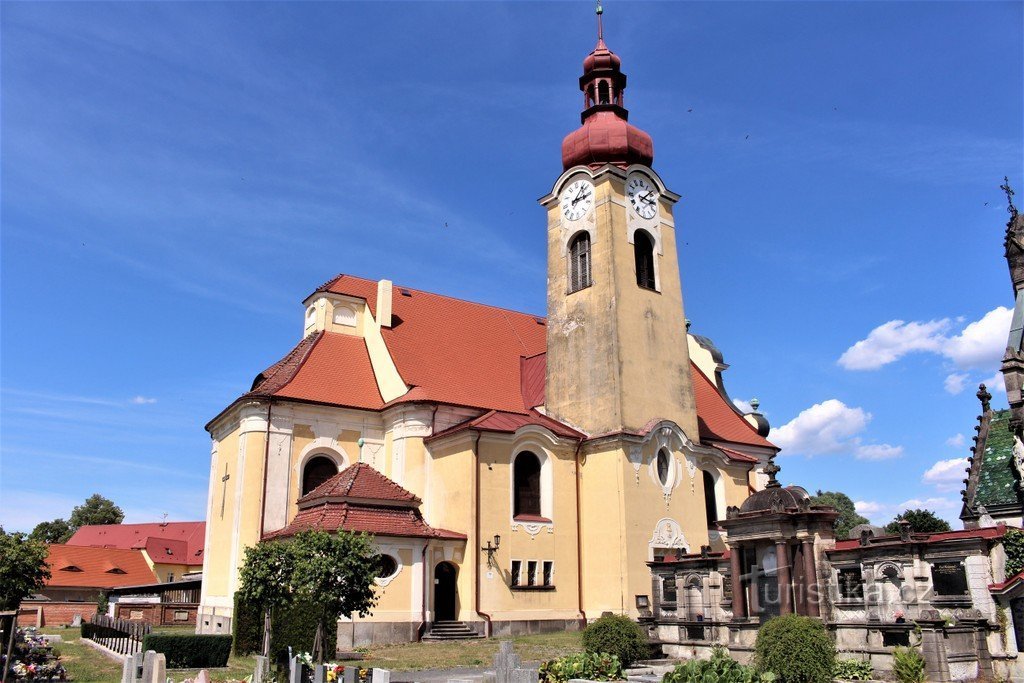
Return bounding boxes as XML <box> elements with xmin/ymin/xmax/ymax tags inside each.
<box><xmin>893</xmin><ymin>609</ymin><xmax>906</xmax><ymax>624</ymax></box>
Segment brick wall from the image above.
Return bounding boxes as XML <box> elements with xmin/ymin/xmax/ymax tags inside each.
<box><xmin>18</xmin><ymin>601</ymin><xmax>98</xmax><ymax>627</ymax></box>
<box><xmin>115</xmin><ymin>601</ymin><xmax>198</xmax><ymax>626</ymax></box>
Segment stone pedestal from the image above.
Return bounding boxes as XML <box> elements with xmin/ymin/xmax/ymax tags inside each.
<box><xmin>917</xmin><ymin>611</ymin><xmax>952</xmax><ymax>683</ymax></box>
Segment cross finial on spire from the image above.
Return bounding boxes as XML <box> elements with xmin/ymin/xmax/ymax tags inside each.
<box><xmin>596</xmin><ymin>0</ymin><xmax>604</xmax><ymax>41</ymax></box>
<box><xmin>1002</xmin><ymin>176</ymin><xmax>1018</xmax><ymax>219</ymax></box>
<box><xmin>764</xmin><ymin>454</ymin><xmax>782</xmax><ymax>488</ymax></box>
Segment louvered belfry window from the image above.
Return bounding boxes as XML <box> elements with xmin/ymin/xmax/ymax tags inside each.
<box><xmin>568</xmin><ymin>232</ymin><xmax>592</xmax><ymax>293</ymax></box>
<box><xmin>514</xmin><ymin>451</ymin><xmax>542</xmax><ymax>518</ymax></box>
<box><xmin>634</xmin><ymin>230</ymin><xmax>656</xmax><ymax>290</ymax></box>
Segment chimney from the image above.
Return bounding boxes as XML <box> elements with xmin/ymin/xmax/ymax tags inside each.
<box><xmin>376</xmin><ymin>279</ymin><xmax>393</xmax><ymax>328</ymax></box>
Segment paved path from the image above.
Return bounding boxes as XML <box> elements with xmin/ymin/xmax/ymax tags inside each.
<box><xmin>389</xmin><ymin>662</ymin><xmax>539</xmax><ymax>682</ymax></box>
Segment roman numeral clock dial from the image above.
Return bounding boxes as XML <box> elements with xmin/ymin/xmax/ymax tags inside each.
<box><xmin>628</xmin><ymin>176</ymin><xmax>659</xmax><ymax>220</ymax></box>
<box><xmin>561</xmin><ymin>179</ymin><xmax>594</xmax><ymax>221</ymax></box>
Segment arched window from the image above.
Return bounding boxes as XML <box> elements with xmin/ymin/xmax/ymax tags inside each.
<box><xmin>513</xmin><ymin>451</ymin><xmax>542</xmax><ymax>518</ymax></box>
<box><xmin>598</xmin><ymin>81</ymin><xmax>610</xmax><ymax>105</ymax></box>
<box><xmin>657</xmin><ymin>448</ymin><xmax>671</xmax><ymax>486</ymax></box>
<box><xmin>568</xmin><ymin>232</ymin><xmax>592</xmax><ymax>293</ymax></box>
<box><xmin>634</xmin><ymin>230</ymin><xmax>656</xmax><ymax>290</ymax></box>
<box><xmin>703</xmin><ymin>471</ymin><xmax>718</xmax><ymax>526</ymax></box>
<box><xmin>302</xmin><ymin>456</ymin><xmax>338</xmax><ymax>496</ymax></box>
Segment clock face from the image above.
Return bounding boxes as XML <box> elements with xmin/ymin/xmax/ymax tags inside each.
<box><xmin>627</xmin><ymin>175</ymin><xmax>659</xmax><ymax>220</ymax></box>
<box><xmin>561</xmin><ymin>179</ymin><xmax>594</xmax><ymax>221</ymax></box>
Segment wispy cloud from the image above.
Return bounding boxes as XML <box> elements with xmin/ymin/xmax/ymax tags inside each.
<box><xmin>131</xmin><ymin>395</ymin><xmax>157</xmax><ymax>405</ymax></box>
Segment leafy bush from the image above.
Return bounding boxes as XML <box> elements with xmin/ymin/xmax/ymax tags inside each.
<box><xmin>1004</xmin><ymin>528</ymin><xmax>1024</xmax><ymax>577</ymax></box>
<box><xmin>891</xmin><ymin>647</ymin><xmax>925</xmax><ymax>683</ymax></box>
<box><xmin>753</xmin><ymin>615</ymin><xmax>835</xmax><ymax>683</ymax></box>
<box><xmin>832</xmin><ymin>659</ymin><xmax>874</xmax><ymax>680</ymax></box>
<box><xmin>663</xmin><ymin>646</ymin><xmax>776</xmax><ymax>683</ymax></box>
<box><xmin>141</xmin><ymin>633</ymin><xmax>232</xmax><ymax>668</ymax></box>
<box><xmin>582</xmin><ymin>614</ymin><xmax>649</xmax><ymax>667</ymax></box>
<box><xmin>270</xmin><ymin>597</ymin><xmax>337</xmax><ymax>663</ymax></box>
<box><xmin>539</xmin><ymin>651</ymin><xmax>623</xmax><ymax>683</ymax></box>
<box><xmin>232</xmin><ymin>593</ymin><xmax>263</xmax><ymax>656</ymax></box>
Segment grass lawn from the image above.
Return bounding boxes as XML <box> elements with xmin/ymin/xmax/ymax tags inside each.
<box><xmin>341</xmin><ymin>631</ymin><xmax>584</xmax><ymax>671</ymax></box>
<box><xmin>35</xmin><ymin>627</ymin><xmax>582</xmax><ymax>680</ymax></box>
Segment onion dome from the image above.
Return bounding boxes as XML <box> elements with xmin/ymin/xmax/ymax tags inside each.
<box><xmin>561</xmin><ymin>7</ymin><xmax>654</xmax><ymax>171</ymax></box>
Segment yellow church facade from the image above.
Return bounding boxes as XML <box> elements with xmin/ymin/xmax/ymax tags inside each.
<box><xmin>198</xmin><ymin>26</ymin><xmax>778</xmax><ymax>648</ymax></box>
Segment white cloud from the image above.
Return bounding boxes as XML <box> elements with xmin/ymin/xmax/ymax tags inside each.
<box><xmin>897</xmin><ymin>496</ymin><xmax>961</xmax><ymax>512</ymax></box>
<box><xmin>838</xmin><ymin>306</ymin><xmax>1012</xmax><ymax>373</ymax></box>
<box><xmin>922</xmin><ymin>457</ymin><xmax>970</xmax><ymax>492</ymax></box>
<box><xmin>130</xmin><ymin>395</ymin><xmax>157</xmax><ymax>405</ymax></box>
<box><xmin>944</xmin><ymin>307</ymin><xmax>1013</xmax><ymax>369</ymax></box>
<box><xmin>946</xmin><ymin>433</ymin><xmax>966</xmax><ymax>448</ymax></box>
<box><xmin>837</xmin><ymin>319</ymin><xmax>950</xmax><ymax>371</ymax></box>
<box><xmin>733</xmin><ymin>398</ymin><xmax>753</xmax><ymax>413</ymax></box>
<box><xmin>944</xmin><ymin>372</ymin><xmax>968</xmax><ymax>395</ymax></box>
<box><xmin>854</xmin><ymin>500</ymin><xmax>886</xmax><ymax>516</ymax></box>
<box><xmin>772</xmin><ymin>399</ymin><xmax>870</xmax><ymax>456</ymax></box>
<box><xmin>855</xmin><ymin>443</ymin><xmax>904</xmax><ymax>461</ymax></box>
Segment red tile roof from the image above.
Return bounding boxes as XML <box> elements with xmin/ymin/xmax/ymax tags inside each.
<box><xmin>223</xmin><ymin>273</ymin><xmax>777</xmax><ymax>452</ymax></box>
<box><xmin>715</xmin><ymin>445</ymin><xmax>761</xmax><ymax>464</ymax></box>
<box><xmin>323</xmin><ymin>275</ymin><xmax>546</xmax><ymax>414</ymax></box>
<box><xmin>45</xmin><ymin>545</ymin><xmax>157</xmax><ymax>589</ymax></box>
<box><xmin>831</xmin><ymin>524</ymin><xmax>1011</xmax><ymax>551</ymax></box>
<box><xmin>269</xmin><ymin>464</ymin><xmax>465</xmax><ymax>541</ymax></box>
<box><xmin>990</xmin><ymin>570</ymin><xmax>1024</xmax><ymax>594</ymax></box>
<box><xmin>298</xmin><ymin>463</ymin><xmax>421</xmax><ymax>506</ymax></box>
<box><xmin>425</xmin><ymin>409</ymin><xmax>584</xmax><ymax>444</ymax></box>
<box><xmin>67</xmin><ymin>522</ymin><xmax>205</xmax><ymax>566</ymax></box>
<box><xmin>246</xmin><ymin>331</ymin><xmax>384</xmax><ymax>411</ymax></box>
<box><xmin>263</xmin><ymin>502</ymin><xmax>466</xmax><ymax>541</ymax></box>
<box><xmin>691</xmin><ymin>365</ymin><xmax>775</xmax><ymax>449</ymax></box>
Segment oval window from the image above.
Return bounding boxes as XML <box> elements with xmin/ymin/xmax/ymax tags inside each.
<box><xmin>376</xmin><ymin>554</ymin><xmax>398</xmax><ymax>579</ymax></box>
<box><xmin>657</xmin><ymin>448</ymin><xmax>671</xmax><ymax>486</ymax></box>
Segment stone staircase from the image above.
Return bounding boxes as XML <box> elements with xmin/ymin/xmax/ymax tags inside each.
<box><xmin>422</xmin><ymin>620</ymin><xmax>484</xmax><ymax>641</ymax></box>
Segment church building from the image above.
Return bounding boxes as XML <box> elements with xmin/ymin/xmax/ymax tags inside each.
<box><xmin>197</xmin><ymin>15</ymin><xmax>779</xmax><ymax>648</ymax></box>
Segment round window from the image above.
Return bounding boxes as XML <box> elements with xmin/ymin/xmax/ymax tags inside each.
<box><xmin>657</xmin><ymin>448</ymin><xmax>671</xmax><ymax>486</ymax></box>
<box><xmin>375</xmin><ymin>554</ymin><xmax>398</xmax><ymax>579</ymax></box>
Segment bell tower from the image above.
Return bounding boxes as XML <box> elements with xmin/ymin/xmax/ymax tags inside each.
<box><xmin>541</xmin><ymin>7</ymin><xmax>699</xmax><ymax>440</ymax></box>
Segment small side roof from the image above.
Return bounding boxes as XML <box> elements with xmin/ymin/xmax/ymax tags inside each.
<box><xmin>45</xmin><ymin>545</ymin><xmax>157</xmax><ymax>589</ymax></box>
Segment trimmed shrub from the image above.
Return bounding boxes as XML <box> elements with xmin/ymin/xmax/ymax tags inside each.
<box><xmin>891</xmin><ymin>647</ymin><xmax>925</xmax><ymax>683</ymax></box>
<box><xmin>832</xmin><ymin>659</ymin><xmax>874</xmax><ymax>681</ymax></box>
<box><xmin>232</xmin><ymin>593</ymin><xmax>263</xmax><ymax>656</ymax></box>
<box><xmin>753</xmin><ymin>615</ymin><xmax>835</xmax><ymax>683</ymax></box>
<box><xmin>141</xmin><ymin>633</ymin><xmax>232</xmax><ymax>668</ymax></box>
<box><xmin>270</xmin><ymin>597</ymin><xmax>337</xmax><ymax>663</ymax></box>
<box><xmin>540</xmin><ymin>651</ymin><xmax>623</xmax><ymax>683</ymax></box>
<box><xmin>663</xmin><ymin>646</ymin><xmax>776</xmax><ymax>683</ymax></box>
<box><xmin>582</xmin><ymin>614</ymin><xmax>649</xmax><ymax>667</ymax></box>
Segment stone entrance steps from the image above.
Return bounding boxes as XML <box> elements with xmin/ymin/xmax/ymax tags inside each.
<box><xmin>422</xmin><ymin>621</ymin><xmax>483</xmax><ymax>641</ymax></box>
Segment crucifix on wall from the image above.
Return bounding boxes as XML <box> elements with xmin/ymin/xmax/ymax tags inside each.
<box><xmin>219</xmin><ymin>464</ymin><xmax>230</xmax><ymax>519</ymax></box>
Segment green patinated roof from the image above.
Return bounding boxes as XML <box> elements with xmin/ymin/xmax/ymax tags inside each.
<box><xmin>976</xmin><ymin>409</ymin><xmax>1020</xmax><ymax>507</ymax></box>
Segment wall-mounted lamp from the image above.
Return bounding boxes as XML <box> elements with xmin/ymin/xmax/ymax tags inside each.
<box><xmin>482</xmin><ymin>535</ymin><xmax>501</xmax><ymax>568</ymax></box>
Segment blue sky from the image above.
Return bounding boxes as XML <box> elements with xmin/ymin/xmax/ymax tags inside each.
<box><xmin>1</xmin><ymin>1</ymin><xmax>1021</xmax><ymax>532</ymax></box>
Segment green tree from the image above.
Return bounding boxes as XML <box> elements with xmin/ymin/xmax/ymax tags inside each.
<box><xmin>236</xmin><ymin>530</ymin><xmax>378</xmax><ymax>663</ymax></box>
<box><xmin>29</xmin><ymin>518</ymin><xmax>75</xmax><ymax>544</ymax></box>
<box><xmin>884</xmin><ymin>509</ymin><xmax>951</xmax><ymax>534</ymax></box>
<box><xmin>291</xmin><ymin>530</ymin><xmax>378</xmax><ymax>663</ymax></box>
<box><xmin>68</xmin><ymin>494</ymin><xmax>125</xmax><ymax>529</ymax></box>
<box><xmin>0</xmin><ymin>527</ymin><xmax>51</xmax><ymax>610</ymax></box>
<box><xmin>810</xmin><ymin>490</ymin><xmax>869</xmax><ymax>539</ymax></box>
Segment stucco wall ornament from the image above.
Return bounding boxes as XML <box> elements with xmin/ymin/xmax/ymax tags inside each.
<box><xmin>876</xmin><ymin>561</ymin><xmax>905</xmax><ymax>581</ymax></box>
<box><xmin>649</xmin><ymin>518</ymin><xmax>688</xmax><ymax>555</ymax></box>
<box><xmin>511</xmin><ymin>520</ymin><xmax>553</xmax><ymax>538</ymax></box>
<box><xmin>1013</xmin><ymin>434</ymin><xmax>1024</xmax><ymax>482</ymax></box>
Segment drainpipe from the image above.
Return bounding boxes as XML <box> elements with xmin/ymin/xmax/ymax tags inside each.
<box><xmin>574</xmin><ymin>437</ymin><xmax>587</xmax><ymax>629</ymax></box>
<box><xmin>258</xmin><ymin>400</ymin><xmax>273</xmax><ymax>539</ymax></box>
<box><xmin>417</xmin><ymin>541</ymin><xmax>429</xmax><ymax>641</ymax></box>
<box><xmin>472</xmin><ymin>431</ymin><xmax>492</xmax><ymax>637</ymax></box>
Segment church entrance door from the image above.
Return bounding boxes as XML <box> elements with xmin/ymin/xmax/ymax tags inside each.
<box><xmin>434</xmin><ymin>562</ymin><xmax>458</xmax><ymax>621</ymax></box>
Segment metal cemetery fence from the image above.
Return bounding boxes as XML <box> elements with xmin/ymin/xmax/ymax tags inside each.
<box><xmin>82</xmin><ymin>614</ymin><xmax>151</xmax><ymax>655</ymax></box>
